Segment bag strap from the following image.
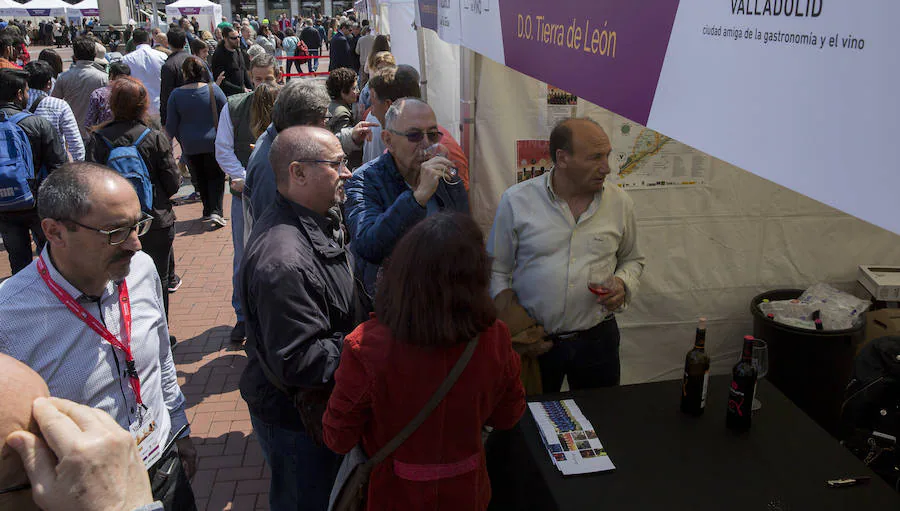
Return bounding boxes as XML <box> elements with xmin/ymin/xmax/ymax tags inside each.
<box><xmin>133</xmin><ymin>127</ymin><xmax>151</xmax><ymax>147</ymax></box>
<box><xmin>365</xmin><ymin>335</ymin><xmax>479</xmax><ymax>467</ymax></box>
<box><xmin>208</xmin><ymin>82</ymin><xmax>218</xmax><ymax>129</ymax></box>
<box><xmin>29</xmin><ymin>95</ymin><xmax>45</xmax><ymax>114</ymax></box>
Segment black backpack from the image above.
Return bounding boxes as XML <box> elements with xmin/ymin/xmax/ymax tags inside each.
<box><xmin>841</xmin><ymin>336</ymin><xmax>900</xmax><ymax>492</ymax></box>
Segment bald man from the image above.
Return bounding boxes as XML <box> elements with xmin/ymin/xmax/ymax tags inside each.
<box><xmin>487</xmin><ymin>118</ymin><xmax>646</xmax><ymax>393</ymax></box>
<box><xmin>0</xmin><ymin>163</ymin><xmax>197</xmax><ymax>511</ymax></box>
<box><xmin>239</xmin><ymin>126</ymin><xmax>357</xmax><ymax>511</ymax></box>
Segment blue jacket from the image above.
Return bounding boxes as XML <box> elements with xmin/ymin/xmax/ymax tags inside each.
<box><xmin>345</xmin><ymin>152</ymin><xmax>470</xmax><ymax>297</ymax></box>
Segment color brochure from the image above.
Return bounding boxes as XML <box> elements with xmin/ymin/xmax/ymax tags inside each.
<box><xmin>528</xmin><ymin>399</ymin><xmax>615</xmax><ymax>475</ymax></box>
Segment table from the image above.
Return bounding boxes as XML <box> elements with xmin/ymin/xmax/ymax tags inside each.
<box><xmin>486</xmin><ymin>377</ymin><xmax>900</xmax><ymax>510</ymax></box>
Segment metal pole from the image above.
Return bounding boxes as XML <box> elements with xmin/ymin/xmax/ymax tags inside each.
<box><xmin>151</xmin><ymin>0</ymin><xmax>159</xmax><ymax>29</ymax></box>
<box><xmin>415</xmin><ymin>21</ymin><xmax>427</xmax><ymax>103</ymax></box>
<box><xmin>459</xmin><ymin>47</ymin><xmax>476</xmax><ymax>175</ymax></box>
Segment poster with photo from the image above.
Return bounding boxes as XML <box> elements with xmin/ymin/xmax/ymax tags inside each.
<box><xmin>516</xmin><ymin>140</ymin><xmax>552</xmax><ymax>183</ymax></box>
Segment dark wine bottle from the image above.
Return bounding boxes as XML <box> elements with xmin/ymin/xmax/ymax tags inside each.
<box><xmin>680</xmin><ymin>318</ymin><xmax>710</xmax><ymax>416</ymax></box>
<box><xmin>726</xmin><ymin>336</ymin><xmax>758</xmax><ymax>431</ymax></box>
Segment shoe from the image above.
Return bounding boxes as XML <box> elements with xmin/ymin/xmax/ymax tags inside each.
<box><xmin>169</xmin><ymin>335</ymin><xmax>177</xmax><ymax>350</ymax></box>
<box><xmin>168</xmin><ymin>274</ymin><xmax>182</xmax><ymax>293</ymax></box>
<box><xmin>201</xmin><ymin>215</ymin><xmax>211</xmax><ymax>222</ymax></box>
<box><xmin>230</xmin><ymin>321</ymin><xmax>246</xmax><ymax>342</ymax></box>
<box><xmin>210</xmin><ymin>214</ymin><xmax>227</xmax><ymax>228</ymax></box>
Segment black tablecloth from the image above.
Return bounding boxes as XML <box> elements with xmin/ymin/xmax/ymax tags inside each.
<box><xmin>487</xmin><ymin>377</ymin><xmax>900</xmax><ymax>510</ymax></box>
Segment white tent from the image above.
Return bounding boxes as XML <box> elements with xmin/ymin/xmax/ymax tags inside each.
<box><xmin>164</xmin><ymin>0</ymin><xmax>222</xmax><ymax>34</ymax></box>
<box><xmin>0</xmin><ymin>0</ymin><xmax>29</xmax><ymax>18</ymax></box>
<box><xmin>66</xmin><ymin>0</ymin><xmax>99</xmax><ymax>19</ymax></box>
<box><xmin>21</xmin><ymin>0</ymin><xmax>69</xmax><ymax>17</ymax></box>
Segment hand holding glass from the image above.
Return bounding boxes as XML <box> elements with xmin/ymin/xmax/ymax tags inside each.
<box><xmin>588</xmin><ymin>263</ymin><xmax>617</xmax><ymax>314</ymax></box>
<box><xmin>423</xmin><ymin>143</ymin><xmax>460</xmax><ymax>185</ymax></box>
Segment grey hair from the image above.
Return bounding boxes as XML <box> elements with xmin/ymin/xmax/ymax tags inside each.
<box><xmin>269</xmin><ymin>127</ymin><xmax>326</xmax><ymax>187</ymax></box>
<box><xmin>384</xmin><ymin>97</ymin><xmax>429</xmax><ymax>131</ymax></box>
<box><xmin>247</xmin><ymin>44</ymin><xmax>266</xmax><ymax>60</ymax></box>
<box><xmin>272</xmin><ymin>80</ymin><xmax>330</xmax><ymax>132</ymax></box>
<box><xmin>250</xmin><ymin>52</ymin><xmax>277</xmax><ymax>71</ymax></box>
<box><xmin>37</xmin><ymin>163</ymin><xmax>125</xmax><ymax>222</ymax></box>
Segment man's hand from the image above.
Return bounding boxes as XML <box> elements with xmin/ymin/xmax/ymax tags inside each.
<box><xmin>216</xmin><ymin>71</ymin><xmax>226</xmax><ymax>86</ymax></box>
<box><xmin>413</xmin><ymin>156</ymin><xmax>451</xmax><ymax>207</ymax></box>
<box><xmin>5</xmin><ymin>397</ymin><xmax>154</xmax><ymax>511</ymax></box>
<box><xmin>175</xmin><ymin>436</ymin><xmax>197</xmax><ymax>480</ymax></box>
<box><xmin>229</xmin><ymin>178</ymin><xmax>245</xmax><ymax>194</ymax></box>
<box><xmin>596</xmin><ymin>276</ymin><xmax>626</xmax><ymax>311</ymax></box>
<box><xmin>350</xmin><ymin>121</ymin><xmax>379</xmax><ymax>145</ymax></box>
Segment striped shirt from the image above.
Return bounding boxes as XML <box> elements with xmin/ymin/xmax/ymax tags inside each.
<box><xmin>0</xmin><ymin>247</ymin><xmax>190</xmax><ymax>446</ymax></box>
<box><xmin>27</xmin><ymin>89</ymin><xmax>84</xmax><ymax>161</ymax></box>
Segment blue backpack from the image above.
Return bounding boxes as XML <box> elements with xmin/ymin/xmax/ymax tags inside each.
<box><xmin>101</xmin><ymin>128</ymin><xmax>154</xmax><ymax>213</ymax></box>
<box><xmin>0</xmin><ymin>111</ymin><xmax>36</xmax><ymax>212</ymax></box>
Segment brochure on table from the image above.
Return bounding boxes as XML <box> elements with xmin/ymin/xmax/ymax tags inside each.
<box><xmin>529</xmin><ymin>399</ymin><xmax>616</xmax><ymax>475</ymax></box>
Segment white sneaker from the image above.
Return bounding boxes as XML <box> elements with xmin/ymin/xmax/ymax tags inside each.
<box><xmin>210</xmin><ymin>214</ymin><xmax>227</xmax><ymax>228</ymax></box>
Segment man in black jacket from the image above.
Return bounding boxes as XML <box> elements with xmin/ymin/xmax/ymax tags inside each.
<box><xmin>211</xmin><ymin>25</ymin><xmax>252</xmax><ymax>97</ymax></box>
<box><xmin>240</xmin><ymin>125</ymin><xmax>355</xmax><ymax>511</ymax></box>
<box><xmin>159</xmin><ymin>27</ymin><xmax>190</xmax><ymax>127</ymax></box>
<box><xmin>0</xmin><ymin>69</ymin><xmax>66</xmax><ymax>275</ymax></box>
<box><xmin>328</xmin><ymin>22</ymin><xmax>353</xmax><ymax>71</ymax></box>
<box><xmin>299</xmin><ymin>19</ymin><xmax>322</xmax><ymax>73</ymax></box>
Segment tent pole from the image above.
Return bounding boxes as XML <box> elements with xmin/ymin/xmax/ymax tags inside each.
<box><xmin>416</xmin><ymin>21</ymin><xmax>427</xmax><ymax>103</ymax></box>
<box><xmin>151</xmin><ymin>0</ymin><xmax>159</xmax><ymax>29</ymax></box>
<box><xmin>459</xmin><ymin>47</ymin><xmax>475</xmax><ymax>179</ymax></box>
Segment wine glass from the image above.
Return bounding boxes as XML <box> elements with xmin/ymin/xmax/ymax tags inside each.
<box><xmin>751</xmin><ymin>338</ymin><xmax>769</xmax><ymax>410</ymax></box>
<box><xmin>423</xmin><ymin>143</ymin><xmax>461</xmax><ymax>185</ymax></box>
<box><xmin>588</xmin><ymin>263</ymin><xmax>616</xmax><ymax>315</ymax></box>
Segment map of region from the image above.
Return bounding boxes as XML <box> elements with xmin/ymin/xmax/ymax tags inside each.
<box><xmin>607</xmin><ymin>121</ymin><xmax>709</xmax><ymax>189</ymax></box>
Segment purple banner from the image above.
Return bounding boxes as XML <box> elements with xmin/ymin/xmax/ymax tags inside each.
<box><xmin>27</xmin><ymin>9</ymin><xmax>51</xmax><ymax>16</ymax></box>
<box><xmin>81</xmin><ymin>8</ymin><xmax>100</xmax><ymax>15</ymax></box>
<box><xmin>178</xmin><ymin>7</ymin><xmax>202</xmax><ymax>15</ymax></box>
<box><xmin>498</xmin><ymin>0</ymin><xmax>680</xmax><ymax>126</ymax></box>
<box><xmin>418</xmin><ymin>0</ymin><xmax>437</xmax><ymax>31</ymax></box>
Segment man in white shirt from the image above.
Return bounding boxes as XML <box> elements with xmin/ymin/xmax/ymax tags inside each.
<box><xmin>487</xmin><ymin>118</ymin><xmax>646</xmax><ymax>392</ymax></box>
<box><xmin>121</xmin><ymin>29</ymin><xmax>167</xmax><ymax>127</ymax></box>
<box><xmin>0</xmin><ymin>163</ymin><xmax>198</xmax><ymax>509</ymax></box>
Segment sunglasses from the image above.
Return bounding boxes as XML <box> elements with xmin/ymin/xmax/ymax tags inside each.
<box><xmin>387</xmin><ymin>129</ymin><xmax>443</xmax><ymax>144</ymax></box>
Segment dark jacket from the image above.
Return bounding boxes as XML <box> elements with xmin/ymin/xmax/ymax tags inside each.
<box><xmin>300</xmin><ymin>25</ymin><xmax>321</xmax><ymax>49</ymax></box>
<box><xmin>0</xmin><ymin>103</ymin><xmax>66</xmax><ymax>192</ymax></box>
<box><xmin>85</xmin><ymin>120</ymin><xmax>180</xmax><ymax>230</ymax></box>
<box><xmin>348</xmin><ymin>34</ymin><xmax>360</xmax><ymax>72</ymax></box>
<box><xmin>328</xmin><ymin>32</ymin><xmax>353</xmax><ymax>71</ymax></box>
<box><xmin>210</xmin><ymin>44</ymin><xmax>252</xmax><ymax>97</ymax></box>
<box><xmin>239</xmin><ymin>193</ymin><xmax>356</xmax><ymax>430</ymax></box>
<box><xmin>159</xmin><ymin>49</ymin><xmax>190</xmax><ymax>126</ymax></box>
<box><xmin>344</xmin><ymin>151</ymin><xmax>470</xmax><ymax>296</ymax></box>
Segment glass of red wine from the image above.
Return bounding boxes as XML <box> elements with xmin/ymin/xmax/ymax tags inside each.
<box><xmin>588</xmin><ymin>263</ymin><xmax>616</xmax><ymax>314</ymax></box>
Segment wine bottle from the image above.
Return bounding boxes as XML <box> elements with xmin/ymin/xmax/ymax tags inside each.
<box><xmin>726</xmin><ymin>335</ymin><xmax>758</xmax><ymax>431</ymax></box>
<box><xmin>681</xmin><ymin>318</ymin><xmax>711</xmax><ymax>416</ymax></box>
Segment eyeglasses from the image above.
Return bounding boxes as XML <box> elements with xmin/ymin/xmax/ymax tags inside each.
<box><xmin>64</xmin><ymin>213</ymin><xmax>154</xmax><ymax>246</ymax></box>
<box><xmin>386</xmin><ymin>129</ymin><xmax>443</xmax><ymax>144</ymax></box>
<box><xmin>294</xmin><ymin>157</ymin><xmax>349</xmax><ymax>171</ymax></box>
<box><xmin>0</xmin><ymin>482</ymin><xmax>31</xmax><ymax>495</ymax></box>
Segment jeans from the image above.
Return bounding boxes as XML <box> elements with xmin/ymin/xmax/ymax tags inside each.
<box><xmin>538</xmin><ymin>317</ymin><xmax>621</xmax><ymax>392</ymax></box>
<box><xmin>186</xmin><ymin>153</ymin><xmax>225</xmax><ymax>218</ymax></box>
<box><xmin>285</xmin><ymin>58</ymin><xmax>295</xmax><ymax>79</ymax></box>
<box><xmin>140</xmin><ymin>225</ymin><xmax>175</xmax><ymax>317</ymax></box>
<box><xmin>308</xmin><ymin>48</ymin><xmax>319</xmax><ymax>73</ymax></box>
<box><xmin>230</xmin><ymin>194</ymin><xmax>244</xmax><ymax>321</ymax></box>
<box><xmin>250</xmin><ymin>414</ymin><xmax>341</xmax><ymax>511</ymax></box>
<box><xmin>0</xmin><ymin>209</ymin><xmax>45</xmax><ymax>275</ymax></box>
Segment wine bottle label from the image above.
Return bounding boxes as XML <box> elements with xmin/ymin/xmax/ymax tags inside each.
<box><xmin>700</xmin><ymin>371</ymin><xmax>709</xmax><ymax>408</ymax></box>
<box><xmin>727</xmin><ymin>379</ymin><xmax>755</xmax><ymax>418</ymax></box>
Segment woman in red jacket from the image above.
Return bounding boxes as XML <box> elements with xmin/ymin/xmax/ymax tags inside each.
<box><xmin>323</xmin><ymin>212</ymin><xmax>526</xmax><ymax>510</ymax></box>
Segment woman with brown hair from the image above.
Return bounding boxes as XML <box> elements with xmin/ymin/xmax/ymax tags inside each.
<box><xmin>323</xmin><ymin>212</ymin><xmax>526</xmax><ymax>511</ymax></box>
<box><xmin>249</xmin><ymin>81</ymin><xmax>280</xmax><ymax>139</ymax></box>
<box><xmin>165</xmin><ymin>56</ymin><xmax>228</xmax><ymax>227</ymax></box>
<box><xmin>84</xmin><ymin>76</ymin><xmax>181</xmax><ymax>317</ymax></box>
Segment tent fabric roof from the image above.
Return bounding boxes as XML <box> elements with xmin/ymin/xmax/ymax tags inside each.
<box><xmin>21</xmin><ymin>0</ymin><xmax>70</xmax><ymax>9</ymax></box>
<box><xmin>165</xmin><ymin>0</ymin><xmax>218</xmax><ymax>7</ymax></box>
<box><xmin>68</xmin><ymin>0</ymin><xmax>98</xmax><ymax>9</ymax></box>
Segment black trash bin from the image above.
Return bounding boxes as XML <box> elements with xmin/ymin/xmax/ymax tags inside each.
<box><xmin>751</xmin><ymin>289</ymin><xmax>866</xmax><ymax>437</ymax></box>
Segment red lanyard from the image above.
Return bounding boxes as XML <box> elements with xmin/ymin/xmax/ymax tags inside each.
<box><xmin>37</xmin><ymin>256</ymin><xmax>143</xmax><ymax>405</ymax></box>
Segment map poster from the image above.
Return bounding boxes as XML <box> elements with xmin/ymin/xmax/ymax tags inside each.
<box><xmin>516</xmin><ymin>140</ymin><xmax>551</xmax><ymax>183</ymax></box>
<box><xmin>606</xmin><ymin>119</ymin><xmax>709</xmax><ymax>190</ymax></box>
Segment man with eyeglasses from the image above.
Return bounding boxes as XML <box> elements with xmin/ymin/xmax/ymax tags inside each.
<box><xmin>0</xmin><ymin>163</ymin><xmax>199</xmax><ymax>511</ymax></box>
<box><xmin>240</xmin><ymin>126</ymin><xmax>357</xmax><ymax>511</ymax></box>
<box><xmin>345</xmin><ymin>97</ymin><xmax>470</xmax><ymax>297</ymax></box>
<box><xmin>211</xmin><ymin>25</ymin><xmax>252</xmax><ymax>96</ymax></box>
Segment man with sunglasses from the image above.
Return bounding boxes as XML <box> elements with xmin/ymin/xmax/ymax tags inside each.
<box><xmin>0</xmin><ymin>163</ymin><xmax>198</xmax><ymax>511</ymax></box>
<box><xmin>211</xmin><ymin>25</ymin><xmax>252</xmax><ymax>97</ymax></box>
<box><xmin>345</xmin><ymin>97</ymin><xmax>470</xmax><ymax>297</ymax></box>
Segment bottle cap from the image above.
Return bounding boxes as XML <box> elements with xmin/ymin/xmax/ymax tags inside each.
<box><xmin>744</xmin><ymin>335</ymin><xmax>755</xmax><ymax>341</ymax></box>
<box><xmin>698</xmin><ymin>317</ymin><xmax>707</xmax><ymax>329</ymax></box>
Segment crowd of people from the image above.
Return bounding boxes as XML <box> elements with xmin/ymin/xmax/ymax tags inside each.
<box><xmin>0</xmin><ymin>9</ymin><xmax>645</xmax><ymax>511</ymax></box>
